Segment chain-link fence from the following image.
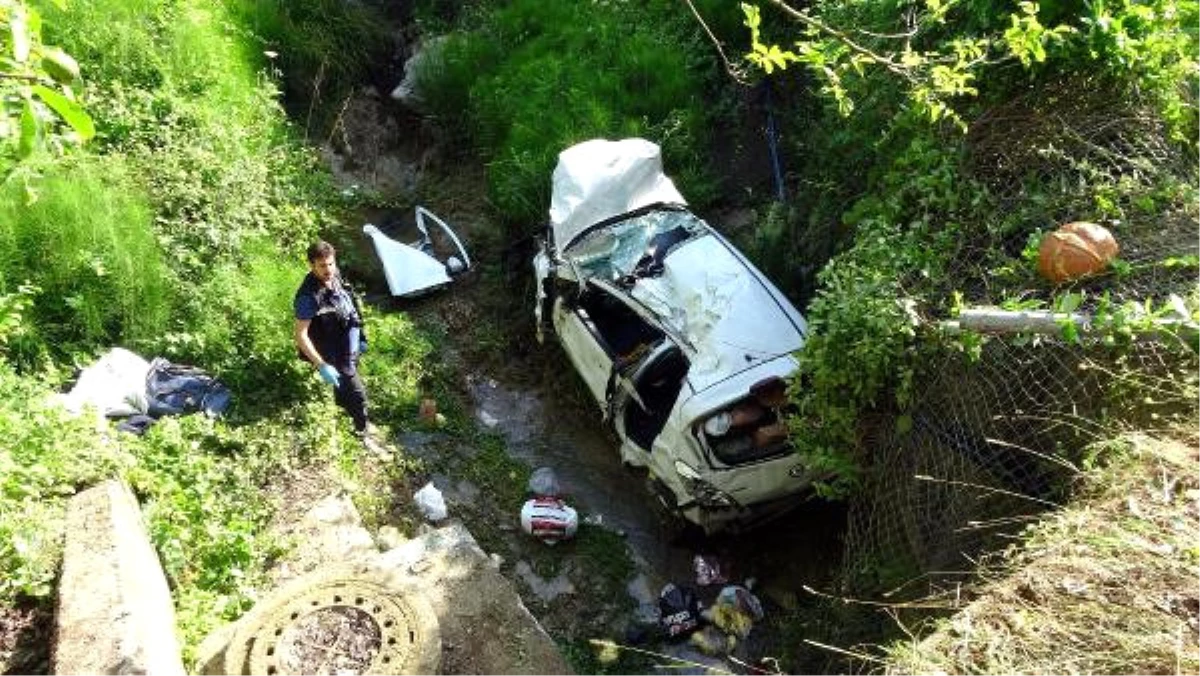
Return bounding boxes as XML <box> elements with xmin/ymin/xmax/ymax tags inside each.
<box><xmin>836</xmin><ymin>80</ymin><xmax>1198</xmax><ymax>602</ymax></box>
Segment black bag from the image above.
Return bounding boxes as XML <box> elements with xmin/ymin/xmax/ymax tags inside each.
<box><xmin>658</xmin><ymin>583</ymin><xmax>701</xmax><ymax>639</ymax></box>
<box><xmin>145</xmin><ymin>358</ymin><xmax>232</xmax><ymax>418</ymax></box>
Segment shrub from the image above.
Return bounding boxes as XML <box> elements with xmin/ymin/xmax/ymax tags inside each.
<box><xmin>165</xmin><ymin>238</ymin><xmax>311</xmax><ymax>410</ymax></box>
<box><xmin>413</xmin><ymin>0</ymin><xmax>721</xmax><ymax>228</ymax></box>
<box><xmin>0</xmin><ymin>364</ymin><xmax>134</xmax><ymax>601</ymax></box>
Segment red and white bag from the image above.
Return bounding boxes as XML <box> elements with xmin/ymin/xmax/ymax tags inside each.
<box><xmin>520</xmin><ymin>496</ymin><xmax>578</xmax><ymax>544</ymax></box>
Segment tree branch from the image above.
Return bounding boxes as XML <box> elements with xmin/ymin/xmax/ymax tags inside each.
<box><xmin>762</xmin><ymin>0</ymin><xmax>914</xmax><ymax>80</ymax></box>
<box><xmin>681</xmin><ymin>0</ymin><xmax>751</xmax><ymax>85</ymax></box>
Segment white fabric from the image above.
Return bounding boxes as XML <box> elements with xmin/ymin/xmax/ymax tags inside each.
<box><xmin>548</xmin><ymin>138</ymin><xmax>686</xmax><ymax>252</ymax></box>
<box><xmin>59</xmin><ymin>347</ymin><xmax>150</xmax><ymax>417</ymax></box>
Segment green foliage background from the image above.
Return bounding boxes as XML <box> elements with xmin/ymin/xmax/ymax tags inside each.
<box><xmin>0</xmin><ymin>0</ymin><xmax>410</xmax><ymax>665</ymax></box>
<box><xmin>411</xmin><ymin>0</ymin><xmax>738</xmax><ymax>229</ymax></box>
<box><xmin>741</xmin><ymin>0</ymin><xmax>1199</xmax><ymax>495</ymax></box>
<box><xmin>0</xmin><ymin>0</ymin><xmax>1195</xmax><ymax>671</ymax></box>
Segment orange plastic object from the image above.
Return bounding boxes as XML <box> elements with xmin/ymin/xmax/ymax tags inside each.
<box><xmin>1037</xmin><ymin>221</ymin><xmax>1119</xmax><ymax>284</ymax></box>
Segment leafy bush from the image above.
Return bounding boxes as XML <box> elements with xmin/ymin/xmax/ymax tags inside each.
<box><xmin>739</xmin><ymin>0</ymin><xmax>1200</xmax><ymax>495</ymax></box>
<box><xmin>413</xmin><ymin>0</ymin><xmax>722</xmax><ymax>227</ymax></box>
<box><xmin>0</xmin><ymin>365</ymin><xmax>134</xmax><ymax>601</ymax></box>
<box><xmin>164</xmin><ymin>238</ymin><xmax>309</xmax><ymax>407</ymax></box>
<box><xmin>0</xmin><ymin>0</ymin><xmax>95</xmax><ymax>179</ymax></box>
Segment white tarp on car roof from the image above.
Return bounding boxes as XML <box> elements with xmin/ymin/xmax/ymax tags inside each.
<box><xmin>549</xmin><ymin>138</ymin><xmax>686</xmax><ymax>252</ymax></box>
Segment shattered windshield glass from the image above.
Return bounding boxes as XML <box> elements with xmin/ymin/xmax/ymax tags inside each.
<box><xmin>565</xmin><ymin>209</ymin><xmax>705</xmax><ymax>282</ymax></box>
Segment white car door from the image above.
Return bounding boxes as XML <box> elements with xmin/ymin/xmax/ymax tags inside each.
<box><xmin>551</xmin><ymin>295</ymin><xmax>615</xmax><ymax>410</ymax></box>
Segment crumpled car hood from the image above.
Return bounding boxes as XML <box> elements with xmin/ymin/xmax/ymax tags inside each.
<box><xmin>629</xmin><ymin>234</ymin><xmax>806</xmax><ymax>392</ymax></box>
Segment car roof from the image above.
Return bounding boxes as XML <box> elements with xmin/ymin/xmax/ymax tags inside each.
<box><xmin>548</xmin><ymin>138</ymin><xmax>686</xmax><ymax>253</ymax></box>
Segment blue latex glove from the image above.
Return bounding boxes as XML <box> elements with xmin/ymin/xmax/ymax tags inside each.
<box><xmin>317</xmin><ymin>363</ymin><xmax>340</xmax><ymax>386</ymax></box>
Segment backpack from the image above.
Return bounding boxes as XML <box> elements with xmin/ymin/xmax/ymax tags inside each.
<box><xmin>145</xmin><ymin>358</ymin><xmax>232</xmax><ymax>418</ymax></box>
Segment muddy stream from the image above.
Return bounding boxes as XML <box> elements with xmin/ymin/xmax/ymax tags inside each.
<box><xmin>462</xmin><ymin>371</ymin><xmax>848</xmax><ymax>643</ymax></box>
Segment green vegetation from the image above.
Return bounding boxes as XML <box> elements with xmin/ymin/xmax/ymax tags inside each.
<box><xmin>0</xmin><ymin>0</ymin><xmax>95</xmax><ymax>178</ymax></box>
<box><xmin>1</xmin><ymin>0</ymin><xmax>1195</xmax><ymax>673</ymax></box>
<box><xmin>883</xmin><ymin>432</ymin><xmax>1199</xmax><ymax>674</ymax></box>
<box><xmin>0</xmin><ymin>0</ymin><xmax>416</xmax><ymax>667</ymax></box>
<box><xmin>226</xmin><ymin>0</ymin><xmax>391</xmax><ymax>132</ymax></box>
<box><xmin>741</xmin><ymin>0</ymin><xmax>1200</xmax><ymax>496</ymax></box>
<box><xmin>411</xmin><ymin>0</ymin><xmax>737</xmax><ymax>228</ymax></box>
<box><xmin>0</xmin><ymin>157</ymin><xmax>172</xmax><ymax>368</ymax></box>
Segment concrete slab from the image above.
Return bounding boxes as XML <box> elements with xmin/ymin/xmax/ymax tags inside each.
<box><xmin>53</xmin><ymin>480</ymin><xmax>185</xmax><ymax>675</ymax></box>
<box><xmin>377</xmin><ymin>522</ymin><xmax>572</xmax><ymax>674</ymax></box>
<box><xmin>197</xmin><ymin>495</ymin><xmax>570</xmax><ymax>675</ymax></box>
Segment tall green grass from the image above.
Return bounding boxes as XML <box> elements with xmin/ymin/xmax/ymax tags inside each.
<box><xmin>225</xmin><ymin>0</ymin><xmax>391</xmax><ymax>134</ymax></box>
<box><xmin>0</xmin><ymin>157</ymin><xmax>173</xmax><ymax>365</ymax></box>
<box><xmin>1</xmin><ymin>2</ymin><xmax>384</xmax><ymax>659</ymax></box>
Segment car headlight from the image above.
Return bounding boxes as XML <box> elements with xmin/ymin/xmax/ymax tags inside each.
<box><xmin>672</xmin><ymin>460</ymin><xmax>736</xmax><ymax>507</ymax></box>
<box><xmin>687</xmin><ymin>479</ymin><xmax>737</xmax><ymax>508</ymax></box>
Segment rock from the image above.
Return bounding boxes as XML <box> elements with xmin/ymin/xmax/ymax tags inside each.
<box><xmin>377</xmin><ymin>525</ymin><xmax>406</xmax><ymax>551</ymax></box>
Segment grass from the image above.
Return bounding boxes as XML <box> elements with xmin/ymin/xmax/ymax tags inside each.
<box><xmin>0</xmin><ymin>1</ymin><xmax>422</xmax><ymax>670</ymax></box>
<box><xmin>882</xmin><ymin>430</ymin><xmax>1200</xmax><ymax>674</ymax></box>
<box><xmin>411</xmin><ymin>0</ymin><xmax>724</xmax><ymax>229</ymax></box>
<box><xmin>0</xmin><ymin>156</ymin><xmax>173</xmax><ymax>367</ymax></box>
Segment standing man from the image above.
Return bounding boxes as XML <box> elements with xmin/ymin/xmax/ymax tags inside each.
<box><xmin>294</xmin><ymin>240</ymin><xmax>370</xmax><ymax>436</ymax></box>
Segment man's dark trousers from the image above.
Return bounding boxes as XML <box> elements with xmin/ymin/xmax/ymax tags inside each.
<box><xmin>334</xmin><ymin>361</ymin><xmax>368</xmax><ymax>433</ymax></box>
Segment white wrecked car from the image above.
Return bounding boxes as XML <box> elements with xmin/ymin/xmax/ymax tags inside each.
<box><xmin>533</xmin><ymin>138</ymin><xmax>813</xmax><ymax>534</ymax></box>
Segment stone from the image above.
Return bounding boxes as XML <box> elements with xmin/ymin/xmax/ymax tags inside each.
<box><xmin>53</xmin><ymin>480</ymin><xmax>185</xmax><ymax>675</ymax></box>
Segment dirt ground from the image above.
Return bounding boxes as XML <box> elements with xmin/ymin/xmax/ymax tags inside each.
<box><xmin>0</xmin><ymin>602</ymin><xmax>51</xmax><ymax>675</ymax></box>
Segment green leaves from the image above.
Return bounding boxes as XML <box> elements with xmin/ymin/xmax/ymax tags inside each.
<box><xmin>32</xmin><ymin>84</ymin><xmax>94</xmax><ymax>141</ymax></box>
<box><xmin>0</xmin><ymin>0</ymin><xmax>95</xmax><ymax>169</ymax></box>
<box><xmin>1004</xmin><ymin>1</ymin><xmax>1074</xmax><ymax>67</ymax></box>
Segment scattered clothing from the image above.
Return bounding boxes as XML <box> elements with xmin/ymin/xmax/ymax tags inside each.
<box><xmin>145</xmin><ymin>358</ymin><xmax>231</xmax><ymax>418</ymax></box>
<box><xmin>658</xmin><ymin>582</ymin><xmax>701</xmax><ymax>639</ymax></box>
<box><xmin>116</xmin><ymin>414</ymin><xmax>157</xmax><ymax>436</ymax></box>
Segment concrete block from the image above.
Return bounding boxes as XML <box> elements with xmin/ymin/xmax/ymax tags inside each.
<box><xmin>54</xmin><ymin>480</ymin><xmax>184</xmax><ymax>675</ymax></box>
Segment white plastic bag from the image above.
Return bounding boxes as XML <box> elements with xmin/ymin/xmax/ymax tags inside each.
<box><xmin>61</xmin><ymin>347</ymin><xmax>151</xmax><ymax>417</ymax></box>
<box><xmin>413</xmin><ymin>482</ymin><xmax>447</xmax><ymax>522</ymax></box>
<box><xmin>528</xmin><ymin>466</ymin><xmax>561</xmax><ymax>497</ymax></box>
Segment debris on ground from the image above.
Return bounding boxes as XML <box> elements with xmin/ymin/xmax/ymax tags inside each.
<box><xmin>658</xmin><ymin>583</ymin><xmax>701</xmax><ymax>640</ymax></box>
<box><xmin>519</xmin><ymin>467</ymin><xmax>579</xmax><ymax>545</ymax></box>
<box><xmin>693</xmin><ymin>554</ymin><xmax>730</xmax><ymax>587</ymax></box>
<box><xmin>414</xmin><ymin>482</ymin><xmax>448</xmax><ymax>522</ymax></box>
<box><xmin>705</xmin><ymin>584</ymin><xmax>764</xmax><ymax>640</ymax></box>
<box><xmin>57</xmin><ymin>348</ymin><xmax>231</xmax><ymax>435</ymax></box>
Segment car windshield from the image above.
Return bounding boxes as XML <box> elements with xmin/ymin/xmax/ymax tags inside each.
<box><xmin>565</xmin><ymin>209</ymin><xmax>704</xmax><ymax>282</ymax></box>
